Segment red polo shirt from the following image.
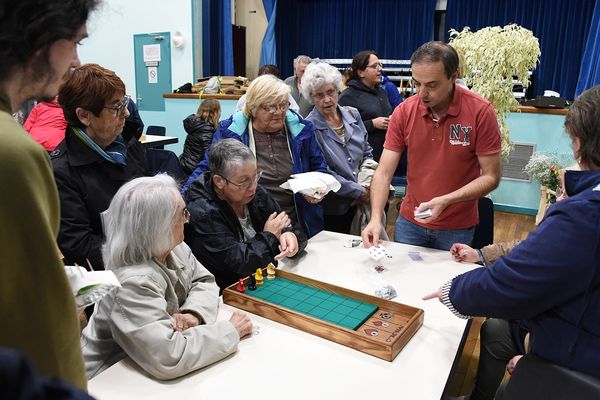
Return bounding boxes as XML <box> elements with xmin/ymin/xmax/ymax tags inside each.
<box><xmin>384</xmin><ymin>85</ymin><xmax>501</xmax><ymax>229</ymax></box>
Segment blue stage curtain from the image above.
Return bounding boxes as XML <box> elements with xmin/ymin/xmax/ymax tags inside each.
<box><xmin>202</xmin><ymin>0</ymin><xmax>234</xmax><ymax>76</ymax></box>
<box><xmin>445</xmin><ymin>0</ymin><xmax>596</xmax><ymax>100</ymax></box>
<box><xmin>275</xmin><ymin>0</ymin><xmax>435</xmax><ymax>79</ymax></box>
<box><xmin>576</xmin><ymin>0</ymin><xmax>600</xmax><ymax>96</ymax></box>
<box><xmin>260</xmin><ymin>0</ymin><xmax>278</xmax><ymax>67</ymax></box>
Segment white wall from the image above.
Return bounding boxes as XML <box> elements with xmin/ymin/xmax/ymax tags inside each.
<box><xmin>235</xmin><ymin>0</ymin><xmax>267</xmax><ymax>79</ymax></box>
<box><xmin>78</xmin><ymin>0</ymin><xmax>194</xmax><ymax>98</ymax></box>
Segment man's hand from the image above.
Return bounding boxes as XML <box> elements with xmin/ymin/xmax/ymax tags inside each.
<box><xmin>263</xmin><ymin>211</ymin><xmax>291</xmax><ymax>239</ymax></box>
<box><xmin>361</xmin><ymin>219</ymin><xmax>382</xmax><ymax>248</ymax></box>
<box><xmin>450</xmin><ymin>243</ymin><xmax>479</xmax><ymax>263</ymax></box>
<box><xmin>414</xmin><ymin>197</ymin><xmax>449</xmax><ymax>224</ymax></box>
<box><xmin>372</xmin><ymin>117</ymin><xmax>390</xmax><ymax>130</ymax></box>
<box><xmin>275</xmin><ymin>231</ymin><xmax>299</xmax><ymax>260</ymax></box>
<box><xmin>172</xmin><ymin>312</ymin><xmax>201</xmax><ymax>332</ymax></box>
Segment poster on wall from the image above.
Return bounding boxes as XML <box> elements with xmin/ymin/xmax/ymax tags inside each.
<box><xmin>143</xmin><ymin>44</ymin><xmax>161</xmax><ymax>62</ymax></box>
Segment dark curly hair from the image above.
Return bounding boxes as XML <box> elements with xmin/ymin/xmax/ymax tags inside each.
<box><xmin>0</xmin><ymin>0</ymin><xmax>99</xmax><ymax>77</ymax></box>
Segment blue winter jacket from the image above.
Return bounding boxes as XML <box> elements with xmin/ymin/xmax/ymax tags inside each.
<box><xmin>182</xmin><ymin>110</ymin><xmax>327</xmax><ymax>237</ymax></box>
<box><xmin>448</xmin><ymin>170</ymin><xmax>600</xmax><ymax>377</ymax></box>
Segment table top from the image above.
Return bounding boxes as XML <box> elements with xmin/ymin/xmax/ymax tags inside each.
<box><xmin>88</xmin><ymin>231</ymin><xmax>477</xmax><ymax>400</ymax></box>
<box><xmin>139</xmin><ymin>134</ymin><xmax>178</xmax><ymax>148</ymax></box>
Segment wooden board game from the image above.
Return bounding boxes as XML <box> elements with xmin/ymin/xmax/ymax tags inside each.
<box><xmin>223</xmin><ymin>268</ymin><xmax>424</xmax><ymax>361</ymax></box>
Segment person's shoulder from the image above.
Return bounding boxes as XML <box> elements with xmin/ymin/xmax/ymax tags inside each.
<box><xmin>284</xmin><ymin>76</ymin><xmax>295</xmax><ymax>85</ymax></box>
<box><xmin>458</xmin><ymin>85</ymin><xmax>492</xmax><ymax>108</ymax></box>
<box><xmin>115</xmin><ymin>263</ymin><xmax>167</xmax><ymax>290</ymax></box>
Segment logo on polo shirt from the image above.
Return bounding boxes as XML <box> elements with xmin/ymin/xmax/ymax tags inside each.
<box><xmin>449</xmin><ymin>124</ymin><xmax>472</xmax><ymax>146</ymax></box>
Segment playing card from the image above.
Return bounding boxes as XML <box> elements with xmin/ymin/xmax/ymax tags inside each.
<box><xmin>367</xmin><ymin>245</ymin><xmax>388</xmax><ymax>261</ymax></box>
<box><xmin>408</xmin><ymin>251</ymin><xmax>423</xmax><ymax>261</ymax></box>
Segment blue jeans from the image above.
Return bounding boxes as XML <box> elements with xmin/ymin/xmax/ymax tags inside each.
<box><xmin>394</xmin><ymin>215</ymin><xmax>475</xmax><ymax>251</ymax></box>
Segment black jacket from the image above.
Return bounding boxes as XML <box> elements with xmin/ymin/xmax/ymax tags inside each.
<box><xmin>51</xmin><ymin>129</ymin><xmax>150</xmax><ymax>270</ymax></box>
<box><xmin>179</xmin><ymin>115</ymin><xmax>215</xmax><ymax>176</ymax></box>
<box><xmin>338</xmin><ymin>80</ymin><xmax>392</xmax><ymax>162</ymax></box>
<box><xmin>184</xmin><ymin>172</ymin><xmax>308</xmax><ymax>291</ymax></box>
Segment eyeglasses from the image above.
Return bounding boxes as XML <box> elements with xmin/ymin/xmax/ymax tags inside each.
<box><xmin>182</xmin><ymin>207</ymin><xmax>190</xmax><ymax>223</ymax></box>
<box><xmin>224</xmin><ymin>170</ymin><xmax>263</xmax><ymax>190</ymax></box>
<box><xmin>261</xmin><ymin>101</ymin><xmax>289</xmax><ymax>114</ymax></box>
<box><xmin>366</xmin><ymin>62</ymin><xmax>383</xmax><ymax>70</ymax></box>
<box><xmin>311</xmin><ymin>88</ymin><xmax>338</xmax><ymax>102</ymax></box>
<box><xmin>104</xmin><ymin>95</ymin><xmax>131</xmax><ymax>117</ymax></box>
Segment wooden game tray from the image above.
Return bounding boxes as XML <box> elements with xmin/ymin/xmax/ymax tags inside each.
<box><xmin>223</xmin><ymin>268</ymin><xmax>424</xmax><ymax>361</ymax></box>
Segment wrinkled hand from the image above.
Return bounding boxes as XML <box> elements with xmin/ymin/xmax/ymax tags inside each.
<box><xmin>372</xmin><ymin>117</ymin><xmax>390</xmax><ymax>130</ymax></box>
<box><xmin>302</xmin><ymin>193</ymin><xmax>323</xmax><ymax>205</ymax></box>
<box><xmin>229</xmin><ymin>311</ymin><xmax>253</xmax><ymax>339</ymax></box>
<box><xmin>275</xmin><ymin>231</ymin><xmax>299</xmax><ymax>260</ymax></box>
<box><xmin>172</xmin><ymin>312</ymin><xmax>201</xmax><ymax>332</ymax></box>
<box><xmin>263</xmin><ymin>211</ymin><xmax>291</xmax><ymax>239</ymax></box>
<box><xmin>422</xmin><ymin>288</ymin><xmax>442</xmax><ymax>302</ymax></box>
<box><xmin>361</xmin><ymin>219</ymin><xmax>382</xmax><ymax>248</ymax></box>
<box><xmin>414</xmin><ymin>197</ymin><xmax>449</xmax><ymax>224</ymax></box>
<box><xmin>506</xmin><ymin>355</ymin><xmax>524</xmax><ymax>375</ymax></box>
<box><xmin>450</xmin><ymin>243</ymin><xmax>479</xmax><ymax>263</ymax></box>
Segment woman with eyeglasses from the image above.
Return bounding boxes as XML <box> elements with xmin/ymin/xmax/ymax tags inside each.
<box><xmin>302</xmin><ymin>62</ymin><xmax>374</xmax><ymax>234</ymax></box>
<box><xmin>339</xmin><ymin>50</ymin><xmax>393</xmax><ymax>162</ymax></box>
<box><xmin>51</xmin><ymin>64</ymin><xmax>149</xmax><ymax>270</ymax></box>
<box><xmin>82</xmin><ymin>174</ymin><xmax>252</xmax><ymax>379</ymax></box>
<box><xmin>183</xmin><ymin>74</ymin><xmax>328</xmax><ymax>238</ymax></box>
<box><xmin>184</xmin><ymin>139</ymin><xmax>307</xmax><ymax>291</ymax></box>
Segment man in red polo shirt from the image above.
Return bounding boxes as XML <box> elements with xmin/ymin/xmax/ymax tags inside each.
<box><xmin>362</xmin><ymin>41</ymin><xmax>501</xmax><ymax>250</ymax></box>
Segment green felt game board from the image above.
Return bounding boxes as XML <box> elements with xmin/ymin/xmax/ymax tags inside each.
<box><xmin>245</xmin><ymin>277</ymin><xmax>378</xmax><ymax>330</ymax></box>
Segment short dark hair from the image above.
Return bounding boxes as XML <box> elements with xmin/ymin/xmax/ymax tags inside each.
<box><xmin>58</xmin><ymin>64</ymin><xmax>126</xmax><ymax>129</ymax></box>
<box><xmin>0</xmin><ymin>0</ymin><xmax>99</xmax><ymax>78</ymax></box>
<box><xmin>411</xmin><ymin>41</ymin><xmax>459</xmax><ymax>79</ymax></box>
<box><xmin>209</xmin><ymin>139</ymin><xmax>255</xmax><ymax>179</ymax></box>
<box><xmin>565</xmin><ymin>85</ymin><xmax>600</xmax><ymax>169</ymax></box>
<box><xmin>258</xmin><ymin>64</ymin><xmax>280</xmax><ymax>78</ymax></box>
<box><xmin>345</xmin><ymin>50</ymin><xmax>378</xmax><ymax>82</ymax></box>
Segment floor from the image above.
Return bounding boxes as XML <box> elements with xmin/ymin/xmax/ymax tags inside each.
<box><xmin>385</xmin><ymin>197</ymin><xmax>537</xmax><ymax>398</ymax></box>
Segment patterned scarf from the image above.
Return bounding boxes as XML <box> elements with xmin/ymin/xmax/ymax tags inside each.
<box><xmin>71</xmin><ymin>127</ymin><xmax>128</xmax><ymax>166</ymax></box>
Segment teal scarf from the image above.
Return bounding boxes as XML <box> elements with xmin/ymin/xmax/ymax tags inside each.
<box><xmin>71</xmin><ymin>127</ymin><xmax>128</xmax><ymax>166</ymax></box>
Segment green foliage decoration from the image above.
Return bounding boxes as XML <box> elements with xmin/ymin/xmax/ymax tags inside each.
<box><xmin>449</xmin><ymin>24</ymin><xmax>541</xmax><ymax>158</ymax></box>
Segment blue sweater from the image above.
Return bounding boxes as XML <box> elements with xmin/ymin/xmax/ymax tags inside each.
<box><xmin>182</xmin><ymin>110</ymin><xmax>327</xmax><ymax>237</ymax></box>
<box><xmin>446</xmin><ymin>170</ymin><xmax>600</xmax><ymax>377</ymax></box>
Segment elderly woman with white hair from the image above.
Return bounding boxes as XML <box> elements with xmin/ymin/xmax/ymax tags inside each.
<box><xmin>81</xmin><ymin>174</ymin><xmax>252</xmax><ymax>380</ymax></box>
<box><xmin>303</xmin><ymin>62</ymin><xmax>374</xmax><ymax>234</ymax></box>
<box><xmin>183</xmin><ymin>74</ymin><xmax>328</xmax><ymax>238</ymax></box>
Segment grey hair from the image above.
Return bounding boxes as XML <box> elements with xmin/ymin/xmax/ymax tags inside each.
<box><xmin>293</xmin><ymin>55</ymin><xmax>312</xmax><ymax>69</ymax></box>
<box><xmin>242</xmin><ymin>74</ymin><xmax>290</xmax><ymax>117</ymax></box>
<box><xmin>102</xmin><ymin>174</ymin><xmax>181</xmax><ymax>269</ymax></box>
<box><xmin>209</xmin><ymin>138</ymin><xmax>256</xmax><ymax>179</ymax></box>
<box><xmin>301</xmin><ymin>62</ymin><xmax>343</xmax><ymax>105</ymax></box>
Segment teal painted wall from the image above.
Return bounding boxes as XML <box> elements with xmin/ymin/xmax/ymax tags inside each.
<box><xmin>490</xmin><ymin>112</ymin><xmax>575</xmax><ymax>213</ymax></box>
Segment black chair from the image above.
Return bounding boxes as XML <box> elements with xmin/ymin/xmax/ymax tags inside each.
<box><xmin>497</xmin><ymin>354</ymin><xmax>600</xmax><ymax>400</ymax></box>
<box><xmin>146</xmin><ymin>125</ymin><xmax>166</xmax><ymax>136</ymax></box>
<box><xmin>145</xmin><ymin>125</ymin><xmax>166</xmax><ymax>149</ymax></box>
<box><xmin>472</xmin><ymin>197</ymin><xmax>494</xmax><ymax>248</ymax></box>
<box><xmin>145</xmin><ymin>148</ymin><xmax>185</xmax><ymax>182</ymax></box>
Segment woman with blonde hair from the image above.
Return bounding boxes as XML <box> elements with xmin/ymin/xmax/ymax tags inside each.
<box><xmin>180</xmin><ymin>99</ymin><xmax>221</xmax><ymax>177</ymax></box>
<box><xmin>183</xmin><ymin>74</ymin><xmax>328</xmax><ymax>238</ymax></box>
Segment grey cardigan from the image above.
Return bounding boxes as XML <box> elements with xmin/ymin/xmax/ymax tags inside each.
<box><xmin>81</xmin><ymin>242</ymin><xmax>239</xmax><ymax>380</ymax></box>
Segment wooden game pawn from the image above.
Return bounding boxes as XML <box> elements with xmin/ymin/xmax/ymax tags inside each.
<box><xmin>266</xmin><ymin>263</ymin><xmax>276</xmax><ymax>280</ymax></box>
<box><xmin>255</xmin><ymin>268</ymin><xmax>264</xmax><ymax>286</ymax></box>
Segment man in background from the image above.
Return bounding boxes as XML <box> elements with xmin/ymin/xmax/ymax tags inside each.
<box><xmin>0</xmin><ymin>0</ymin><xmax>99</xmax><ymax>390</ymax></box>
<box><xmin>284</xmin><ymin>55</ymin><xmax>313</xmax><ymax>116</ymax></box>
